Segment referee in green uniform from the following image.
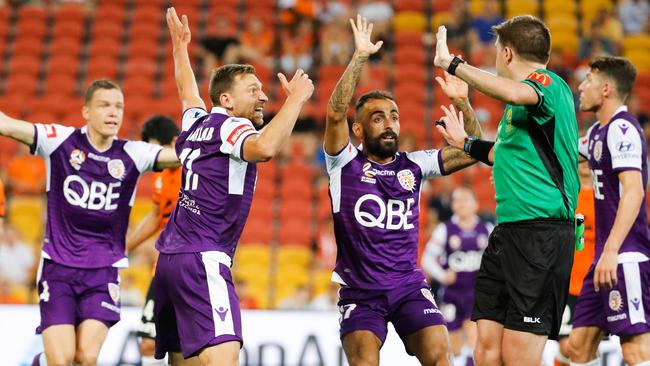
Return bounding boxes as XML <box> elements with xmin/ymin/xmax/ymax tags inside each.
<box><xmin>433</xmin><ymin>16</ymin><xmax>579</xmax><ymax>366</ymax></box>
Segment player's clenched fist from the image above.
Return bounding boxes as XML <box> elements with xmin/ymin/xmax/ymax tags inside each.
<box><xmin>278</xmin><ymin>69</ymin><xmax>314</xmax><ymax>104</ymax></box>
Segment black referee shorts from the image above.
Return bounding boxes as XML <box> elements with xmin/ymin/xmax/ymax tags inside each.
<box><xmin>471</xmin><ymin>218</ymin><xmax>575</xmax><ymax>340</ymax></box>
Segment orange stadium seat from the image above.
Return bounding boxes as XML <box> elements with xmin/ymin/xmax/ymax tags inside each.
<box><xmin>54</xmin><ymin>3</ymin><xmax>85</xmax><ymax>22</ymax></box>
<box><xmin>94</xmin><ymin>4</ymin><xmax>126</xmax><ymax>24</ymax></box>
<box><xmin>86</xmin><ymin>56</ymin><xmax>119</xmax><ymax>81</ymax></box>
<box><xmin>51</xmin><ymin>20</ymin><xmax>84</xmax><ymax>40</ymax></box>
<box><xmin>132</xmin><ymin>4</ymin><xmax>164</xmax><ymax>25</ymax></box>
<box><xmin>123</xmin><ymin>75</ymin><xmax>155</xmax><ymax>98</ymax></box>
<box><xmin>546</xmin><ymin>16</ymin><xmax>578</xmax><ymax>35</ymax></box>
<box><xmin>12</xmin><ymin>36</ymin><xmax>44</xmax><ymax>58</ymax></box>
<box><xmin>623</xmin><ymin>35</ymin><xmax>650</xmax><ymax>53</ymax></box>
<box><xmin>5</xmin><ymin>74</ymin><xmax>39</xmax><ymax>97</ymax></box>
<box><xmin>506</xmin><ymin>0</ymin><xmax>539</xmax><ymax>18</ymax></box>
<box><xmin>395</xmin><ymin>46</ymin><xmax>426</xmax><ymax>65</ymax></box>
<box><xmin>46</xmin><ymin>74</ymin><xmax>77</xmax><ymax>97</ymax></box>
<box><xmin>128</xmin><ymin>38</ymin><xmax>160</xmax><ymax>60</ymax></box>
<box><xmin>47</xmin><ymin>54</ymin><xmax>79</xmax><ymax>77</ymax></box>
<box><xmin>279</xmin><ymin>200</ymin><xmax>312</xmax><ymax>223</ymax></box>
<box><xmin>240</xmin><ymin>217</ymin><xmax>274</xmax><ymax>245</ymax></box>
<box><xmin>394</xmin><ymin>0</ymin><xmax>426</xmax><ymax>12</ymax></box>
<box><xmin>27</xmin><ymin>110</ymin><xmax>58</xmax><ymax>123</ymax></box>
<box><xmin>278</xmin><ymin>218</ymin><xmax>312</xmax><ymax>247</ymax></box>
<box><xmin>16</xmin><ymin>18</ymin><xmax>47</xmax><ymax>39</ymax></box>
<box><xmin>17</xmin><ymin>5</ymin><xmax>47</xmax><ymax>22</ymax></box>
<box><xmin>394</xmin><ymin>32</ymin><xmax>424</xmax><ymax>47</ymax></box>
<box><xmin>433</xmin><ymin>0</ymin><xmax>454</xmax><ymax>12</ymax></box>
<box><xmin>30</xmin><ymin>97</ymin><xmax>68</xmax><ymax>120</ymax></box>
<box><xmin>395</xmin><ymin>66</ymin><xmax>426</xmax><ymax>84</ymax></box>
<box><xmin>280</xmin><ymin>160</ymin><xmax>313</xmax><ymax>181</ymax></box>
<box><xmin>124</xmin><ymin>57</ymin><xmax>158</xmax><ymax>79</ymax></box>
<box><xmin>543</xmin><ymin>0</ymin><xmax>576</xmax><ymax>16</ymax></box>
<box><xmin>235</xmin><ymin>244</ymin><xmax>272</xmax><ymax>268</ymax></box>
<box><xmin>50</xmin><ymin>37</ymin><xmax>83</xmax><ymax>58</ymax></box>
<box><xmin>393</xmin><ymin>12</ymin><xmax>426</xmax><ymax>32</ymax></box>
<box><xmin>88</xmin><ymin>38</ymin><xmax>122</xmax><ymax>60</ymax></box>
<box><xmin>394</xmin><ymin>82</ymin><xmax>426</xmax><ymax>104</ymax></box>
<box><xmin>92</xmin><ymin>21</ymin><xmax>124</xmax><ymax>41</ymax></box>
<box><xmin>130</xmin><ymin>22</ymin><xmax>162</xmax><ymax>43</ymax></box>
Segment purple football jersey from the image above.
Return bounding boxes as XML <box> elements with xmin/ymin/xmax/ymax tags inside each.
<box><xmin>579</xmin><ymin>106</ymin><xmax>650</xmax><ymax>260</ymax></box>
<box><xmin>30</xmin><ymin>124</ymin><xmax>162</xmax><ymax>268</ymax></box>
<box><xmin>325</xmin><ymin>143</ymin><xmax>445</xmax><ymax>289</ymax></box>
<box><xmin>438</xmin><ymin>218</ymin><xmax>492</xmax><ymax>294</ymax></box>
<box><xmin>156</xmin><ymin>107</ymin><xmax>260</xmax><ymax>257</ymax></box>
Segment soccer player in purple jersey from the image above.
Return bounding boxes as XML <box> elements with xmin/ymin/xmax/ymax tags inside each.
<box><xmin>325</xmin><ymin>15</ymin><xmax>482</xmax><ymax>366</ymax></box>
<box><xmin>569</xmin><ymin>57</ymin><xmax>650</xmax><ymax>366</ymax></box>
<box><xmin>422</xmin><ymin>187</ymin><xmax>493</xmax><ymax>366</ymax></box>
<box><xmin>0</xmin><ymin>79</ymin><xmax>179</xmax><ymax>366</ymax></box>
<box><xmin>151</xmin><ymin>8</ymin><xmax>313</xmax><ymax>366</ymax></box>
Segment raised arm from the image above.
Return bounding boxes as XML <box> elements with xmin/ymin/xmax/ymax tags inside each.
<box><xmin>435</xmin><ymin>71</ymin><xmax>482</xmax><ymax>138</ymax></box>
<box><xmin>167</xmin><ymin>7</ymin><xmax>206</xmax><ymax>111</ymax></box>
<box><xmin>242</xmin><ymin>70</ymin><xmax>314</xmax><ymax>162</ymax></box>
<box><xmin>324</xmin><ymin>15</ymin><xmax>383</xmax><ymax>155</ymax></box>
<box><xmin>0</xmin><ymin>111</ymin><xmax>35</xmax><ymax>146</ymax></box>
<box><xmin>434</xmin><ymin>26</ymin><xmax>538</xmax><ymax>106</ymax></box>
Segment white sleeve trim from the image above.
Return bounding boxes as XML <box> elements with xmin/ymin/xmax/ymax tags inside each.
<box><xmin>33</xmin><ymin>123</ymin><xmax>75</xmax><ymax>157</ymax></box>
<box><xmin>607</xmin><ymin>119</ymin><xmax>643</xmax><ymax>171</ymax></box>
<box><xmin>218</xmin><ymin>117</ymin><xmax>259</xmax><ymax>160</ymax></box>
<box><xmin>124</xmin><ymin>141</ymin><xmax>163</xmax><ymax>173</ymax></box>
<box><xmin>324</xmin><ymin>142</ymin><xmax>358</xmax><ymax>174</ymax></box>
<box><xmin>181</xmin><ymin>107</ymin><xmax>208</xmax><ymax>131</ymax></box>
<box><xmin>406</xmin><ymin>149</ymin><xmax>443</xmax><ymax>180</ymax></box>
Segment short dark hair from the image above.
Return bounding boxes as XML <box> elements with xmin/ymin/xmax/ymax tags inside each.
<box><xmin>355</xmin><ymin>90</ymin><xmax>395</xmax><ymax>116</ymax></box>
<box><xmin>141</xmin><ymin>115</ymin><xmax>180</xmax><ymax>145</ymax></box>
<box><xmin>209</xmin><ymin>64</ymin><xmax>257</xmax><ymax>106</ymax></box>
<box><xmin>492</xmin><ymin>15</ymin><xmax>551</xmax><ymax>64</ymax></box>
<box><xmin>84</xmin><ymin>79</ymin><xmax>121</xmax><ymax>105</ymax></box>
<box><xmin>589</xmin><ymin>56</ymin><xmax>637</xmax><ymax>102</ymax></box>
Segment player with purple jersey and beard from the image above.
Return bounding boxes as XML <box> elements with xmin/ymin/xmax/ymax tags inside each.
<box><xmin>325</xmin><ymin>15</ymin><xmax>482</xmax><ymax>366</ymax></box>
<box><xmin>569</xmin><ymin>57</ymin><xmax>650</xmax><ymax>366</ymax></box>
<box><xmin>0</xmin><ymin>79</ymin><xmax>180</xmax><ymax>366</ymax></box>
<box><xmin>422</xmin><ymin>187</ymin><xmax>493</xmax><ymax>366</ymax></box>
<box><xmin>151</xmin><ymin>8</ymin><xmax>314</xmax><ymax>366</ymax></box>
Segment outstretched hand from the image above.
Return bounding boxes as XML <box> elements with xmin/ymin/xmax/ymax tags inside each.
<box><xmin>166</xmin><ymin>7</ymin><xmax>191</xmax><ymax>48</ymax></box>
<box><xmin>435</xmin><ymin>104</ymin><xmax>467</xmax><ymax>149</ymax></box>
<box><xmin>435</xmin><ymin>70</ymin><xmax>469</xmax><ymax>100</ymax></box>
<box><xmin>350</xmin><ymin>14</ymin><xmax>383</xmax><ymax>57</ymax></box>
<box><xmin>278</xmin><ymin>69</ymin><xmax>314</xmax><ymax>104</ymax></box>
<box><xmin>434</xmin><ymin>26</ymin><xmax>454</xmax><ymax>70</ymax></box>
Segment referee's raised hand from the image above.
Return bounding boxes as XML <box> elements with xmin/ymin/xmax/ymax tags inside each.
<box><xmin>350</xmin><ymin>14</ymin><xmax>383</xmax><ymax>58</ymax></box>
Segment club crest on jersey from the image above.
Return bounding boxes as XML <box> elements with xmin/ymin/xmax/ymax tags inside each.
<box><xmin>421</xmin><ymin>288</ymin><xmax>437</xmax><ymax>306</ymax></box>
<box><xmin>449</xmin><ymin>234</ymin><xmax>462</xmax><ymax>250</ymax></box>
<box><xmin>69</xmin><ymin>149</ymin><xmax>86</xmax><ymax>170</ymax></box>
<box><xmin>609</xmin><ymin>290</ymin><xmax>623</xmax><ymax>312</ymax></box>
<box><xmin>108</xmin><ymin>283</ymin><xmax>120</xmax><ymax>303</ymax></box>
<box><xmin>107</xmin><ymin>159</ymin><xmax>125</xmax><ymax>180</ymax></box>
<box><xmin>397</xmin><ymin>169</ymin><xmax>416</xmax><ymax>191</ymax></box>
<box><xmin>593</xmin><ymin>141</ymin><xmax>603</xmax><ymax>162</ymax></box>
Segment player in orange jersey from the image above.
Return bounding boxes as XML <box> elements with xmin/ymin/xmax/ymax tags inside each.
<box><xmin>127</xmin><ymin>115</ymin><xmax>181</xmax><ymax>366</ymax></box>
<box><xmin>554</xmin><ymin>162</ymin><xmax>596</xmax><ymax>366</ymax></box>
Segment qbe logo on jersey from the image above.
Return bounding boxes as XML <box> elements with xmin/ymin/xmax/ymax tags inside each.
<box><xmin>63</xmin><ymin>175</ymin><xmax>121</xmax><ymax>210</ymax></box>
<box><xmin>354</xmin><ymin>193</ymin><xmax>415</xmax><ymax>230</ymax></box>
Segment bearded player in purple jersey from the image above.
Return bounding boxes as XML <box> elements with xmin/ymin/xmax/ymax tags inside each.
<box><xmin>422</xmin><ymin>187</ymin><xmax>493</xmax><ymax>366</ymax></box>
<box><xmin>0</xmin><ymin>78</ymin><xmax>179</xmax><ymax>365</ymax></box>
<box><xmin>324</xmin><ymin>15</ymin><xmax>482</xmax><ymax>366</ymax></box>
<box><xmin>569</xmin><ymin>57</ymin><xmax>650</xmax><ymax>366</ymax></box>
<box><xmin>150</xmin><ymin>8</ymin><xmax>314</xmax><ymax>366</ymax></box>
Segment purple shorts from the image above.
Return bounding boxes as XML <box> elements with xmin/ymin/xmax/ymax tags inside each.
<box><xmin>338</xmin><ymin>280</ymin><xmax>446</xmax><ymax>351</ymax></box>
<box><xmin>36</xmin><ymin>258</ymin><xmax>121</xmax><ymax>333</ymax></box>
<box><xmin>573</xmin><ymin>259</ymin><xmax>650</xmax><ymax>336</ymax></box>
<box><xmin>440</xmin><ymin>290</ymin><xmax>474</xmax><ymax>332</ymax></box>
<box><xmin>152</xmin><ymin>251</ymin><xmax>242</xmax><ymax>359</ymax></box>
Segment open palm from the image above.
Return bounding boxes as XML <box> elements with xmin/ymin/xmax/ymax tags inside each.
<box><xmin>166</xmin><ymin>7</ymin><xmax>191</xmax><ymax>47</ymax></box>
<box><xmin>350</xmin><ymin>14</ymin><xmax>383</xmax><ymax>57</ymax></box>
<box><xmin>435</xmin><ymin>71</ymin><xmax>469</xmax><ymax>100</ymax></box>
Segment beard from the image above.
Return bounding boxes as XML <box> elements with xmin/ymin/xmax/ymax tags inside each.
<box><xmin>364</xmin><ymin>130</ymin><xmax>399</xmax><ymax>159</ymax></box>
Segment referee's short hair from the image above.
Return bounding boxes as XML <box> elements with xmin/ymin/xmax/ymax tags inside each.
<box><xmin>492</xmin><ymin>15</ymin><xmax>551</xmax><ymax>64</ymax></box>
<box><xmin>209</xmin><ymin>64</ymin><xmax>256</xmax><ymax>106</ymax></box>
<box><xmin>589</xmin><ymin>56</ymin><xmax>637</xmax><ymax>102</ymax></box>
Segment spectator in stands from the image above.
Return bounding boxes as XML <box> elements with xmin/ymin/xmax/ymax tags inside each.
<box><xmin>619</xmin><ymin>0</ymin><xmax>650</xmax><ymax>34</ymax></box>
<box><xmin>594</xmin><ymin>8</ymin><xmax>624</xmax><ymax>49</ymax></box>
<box><xmin>0</xmin><ymin>224</ymin><xmax>34</xmax><ymax>286</ymax></box>
<box><xmin>240</xmin><ymin>15</ymin><xmax>275</xmax><ymax>67</ymax></box>
<box><xmin>280</xmin><ymin>18</ymin><xmax>316</xmax><ymax>73</ymax></box>
<box><xmin>317</xmin><ymin>0</ymin><xmax>349</xmax><ymax>23</ymax></box>
<box><xmin>320</xmin><ymin>15</ymin><xmax>353</xmax><ymax>66</ymax></box>
<box><xmin>578</xmin><ymin>20</ymin><xmax>617</xmax><ymax>61</ymax></box>
<box><xmin>357</xmin><ymin>0</ymin><xmax>393</xmax><ymax>40</ymax></box>
<box><xmin>309</xmin><ymin>282</ymin><xmax>339</xmax><ymax>311</ymax></box>
<box><xmin>5</xmin><ymin>144</ymin><xmax>46</xmax><ymax>195</ymax></box>
<box><xmin>235</xmin><ymin>278</ymin><xmax>260</xmax><ymax>310</ymax></box>
<box><xmin>469</xmin><ymin>0</ymin><xmax>504</xmax><ymax>46</ymax></box>
<box><xmin>198</xmin><ymin>14</ymin><xmax>240</xmax><ymax>76</ymax></box>
<box><xmin>445</xmin><ymin>0</ymin><xmax>471</xmax><ymax>53</ymax></box>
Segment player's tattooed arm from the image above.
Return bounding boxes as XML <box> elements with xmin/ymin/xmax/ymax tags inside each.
<box><xmin>0</xmin><ymin>111</ymin><xmax>35</xmax><ymax>146</ymax></box>
<box><xmin>436</xmin><ymin>104</ymin><xmax>480</xmax><ymax>173</ymax></box>
<box><xmin>166</xmin><ymin>7</ymin><xmax>206</xmax><ymax>111</ymax></box>
<box><xmin>325</xmin><ymin>14</ymin><xmax>383</xmax><ymax>155</ymax></box>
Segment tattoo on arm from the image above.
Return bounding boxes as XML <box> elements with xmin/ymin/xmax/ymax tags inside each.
<box><xmin>328</xmin><ymin>55</ymin><xmax>368</xmax><ymax>117</ymax></box>
<box><xmin>453</xmin><ymin>98</ymin><xmax>482</xmax><ymax>138</ymax></box>
<box><xmin>440</xmin><ymin>146</ymin><xmax>476</xmax><ymax>174</ymax></box>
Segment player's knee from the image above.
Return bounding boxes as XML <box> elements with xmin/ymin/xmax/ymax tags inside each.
<box><xmin>140</xmin><ymin>338</ymin><xmax>156</xmax><ymax>357</ymax></box>
<box><xmin>45</xmin><ymin>349</ymin><xmax>75</xmax><ymax>366</ymax></box>
<box><xmin>621</xmin><ymin>341</ymin><xmax>646</xmax><ymax>365</ymax></box>
<box><xmin>473</xmin><ymin>343</ymin><xmax>501</xmax><ymax>366</ymax></box>
<box><xmin>558</xmin><ymin>338</ymin><xmax>570</xmax><ymax>358</ymax></box>
<box><xmin>346</xmin><ymin>350</ymin><xmax>379</xmax><ymax>366</ymax></box>
<box><xmin>568</xmin><ymin>335</ymin><xmax>593</xmax><ymax>362</ymax></box>
<box><xmin>74</xmin><ymin>349</ymin><xmax>99</xmax><ymax>366</ymax></box>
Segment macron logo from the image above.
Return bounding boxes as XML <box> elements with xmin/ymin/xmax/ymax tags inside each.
<box><xmin>631</xmin><ymin>298</ymin><xmax>641</xmax><ymax>311</ymax></box>
<box><xmin>226</xmin><ymin>124</ymin><xmax>254</xmax><ymax>145</ymax></box>
<box><xmin>523</xmin><ymin>316</ymin><xmax>541</xmax><ymax>324</ymax></box>
<box><xmin>619</xmin><ymin>124</ymin><xmax>629</xmax><ymax>135</ymax></box>
<box><xmin>215</xmin><ymin>306</ymin><xmax>229</xmax><ymax>321</ymax></box>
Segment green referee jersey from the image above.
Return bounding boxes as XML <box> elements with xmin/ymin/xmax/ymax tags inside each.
<box><xmin>492</xmin><ymin>69</ymin><xmax>579</xmax><ymax>223</ymax></box>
